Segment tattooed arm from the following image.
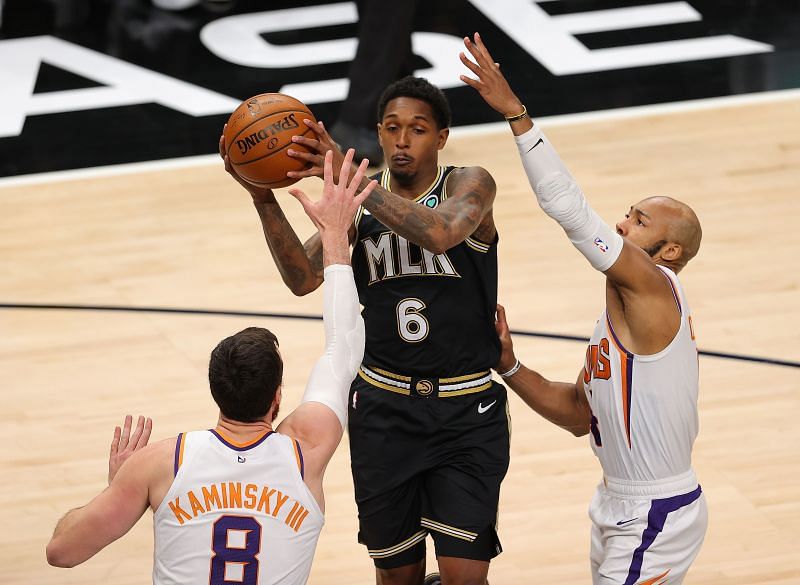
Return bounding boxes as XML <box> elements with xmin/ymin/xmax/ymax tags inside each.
<box><xmin>361</xmin><ymin>166</ymin><xmax>497</xmax><ymax>253</ymax></box>
<box><xmin>286</xmin><ymin>121</ymin><xmax>497</xmax><ymax>253</ymax></box>
<box><xmin>253</xmin><ymin>198</ymin><xmax>330</xmax><ymax>296</ymax></box>
<box><xmin>220</xmin><ymin>132</ymin><xmax>343</xmax><ymax>296</ymax></box>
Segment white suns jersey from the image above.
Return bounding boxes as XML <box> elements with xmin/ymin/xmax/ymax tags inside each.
<box><xmin>582</xmin><ymin>266</ymin><xmax>699</xmax><ymax>482</ymax></box>
<box><xmin>153</xmin><ymin>429</ymin><xmax>323</xmax><ymax>585</ymax></box>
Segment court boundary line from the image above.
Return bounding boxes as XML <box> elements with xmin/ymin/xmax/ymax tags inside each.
<box><xmin>1</xmin><ymin>88</ymin><xmax>799</xmax><ymax>188</ymax></box>
<box><xmin>2</xmin><ymin>302</ymin><xmax>797</xmax><ymax>369</ymax></box>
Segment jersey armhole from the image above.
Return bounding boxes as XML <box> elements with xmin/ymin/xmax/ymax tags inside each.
<box><xmin>173</xmin><ymin>432</ymin><xmax>186</xmax><ymax>477</ymax></box>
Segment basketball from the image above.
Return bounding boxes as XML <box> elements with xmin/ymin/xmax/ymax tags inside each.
<box><xmin>224</xmin><ymin>93</ymin><xmax>317</xmax><ymax>189</ymax></box>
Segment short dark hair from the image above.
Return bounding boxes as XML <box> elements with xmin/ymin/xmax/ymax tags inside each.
<box><xmin>377</xmin><ymin>76</ymin><xmax>452</xmax><ymax>129</ymax></box>
<box><xmin>208</xmin><ymin>327</ymin><xmax>283</xmax><ymax>422</ymax></box>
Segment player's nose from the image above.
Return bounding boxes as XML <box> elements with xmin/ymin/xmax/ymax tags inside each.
<box><xmin>615</xmin><ymin>220</ymin><xmax>627</xmax><ymax>236</ymax></box>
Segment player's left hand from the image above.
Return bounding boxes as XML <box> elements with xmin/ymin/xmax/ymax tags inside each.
<box><xmin>494</xmin><ymin>304</ymin><xmax>518</xmax><ymax>373</ymax></box>
<box><xmin>287</xmin><ymin>120</ymin><xmax>359</xmax><ymax>183</ymax></box>
<box><xmin>108</xmin><ymin>415</ymin><xmax>152</xmax><ymax>485</ymax></box>
<box><xmin>460</xmin><ymin>32</ymin><xmax>525</xmax><ymax>118</ymax></box>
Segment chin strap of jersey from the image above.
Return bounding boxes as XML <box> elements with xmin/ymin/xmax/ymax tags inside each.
<box><xmin>514</xmin><ymin>125</ymin><xmax>623</xmax><ymax>272</ymax></box>
<box><xmin>301</xmin><ymin>264</ymin><xmax>365</xmax><ymax>429</ymax></box>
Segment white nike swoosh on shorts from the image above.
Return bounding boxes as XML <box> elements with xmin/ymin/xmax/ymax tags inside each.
<box><xmin>477</xmin><ymin>400</ymin><xmax>497</xmax><ymax>414</ymax></box>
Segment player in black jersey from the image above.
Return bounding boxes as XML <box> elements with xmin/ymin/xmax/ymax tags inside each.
<box><xmin>220</xmin><ymin>77</ymin><xmax>508</xmax><ymax>585</ymax></box>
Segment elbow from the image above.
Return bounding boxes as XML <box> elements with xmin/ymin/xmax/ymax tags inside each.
<box><xmin>46</xmin><ymin>541</ymin><xmax>78</xmax><ymax>568</ymax></box>
<box><xmin>287</xmin><ymin>281</ymin><xmax>318</xmax><ymax>297</ymax></box>
<box><xmin>425</xmin><ymin>237</ymin><xmax>453</xmax><ymax>255</ymax></box>
<box><xmin>570</xmin><ymin>425</ymin><xmax>590</xmax><ymax>438</ymax></box>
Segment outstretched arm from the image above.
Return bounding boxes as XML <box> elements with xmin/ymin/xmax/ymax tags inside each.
<box><xmin>494</xmin><ymin>305</ymin><xmax>590</xmax><ymax>436</ymax></box>
<box><xmin>47</xmin><ymin>416</ymin><xmax>154</xmax><ymax>567</ymax></box>
<box><xmin>277</xmin><ymin>150</ymin><xmax>376</xmax><ymax>507</ymax></box>
<box><xmin>462</xmin><ymin>34</ymin><xmax>683</xmax><ymax>354</ymax></box>
<box><xmin>286</xmin><ymin>122</ymin><xmax>496</xmax><ymax>253</ymax></box>
<box><xmin>219</xmin><ymin>132</ymin><xmax>331</xmax><ymax>296</ymax></box>
<box><xmin>460</xmin><ymin>34</ymin><xmax>671</xmax><ymax>293</ymax></box>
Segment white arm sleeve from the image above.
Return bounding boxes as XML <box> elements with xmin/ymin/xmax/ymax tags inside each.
<box><xmin>301</xmin><ymin>264</ymin><xmax>364</xmax><ymax>429</ymax></box>
<box><xmin>515</xmin><ymin>125</ymin><xmax>623</xmax><ymax>272</ymax></box>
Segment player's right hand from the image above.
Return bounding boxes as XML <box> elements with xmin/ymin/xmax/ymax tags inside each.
<box><xmin>459</xmin><ymin>33</ymin><xmax>525</xmax><ymax>119</ymax></box>
<box><xmin>494</xmin><ymin>304</ymin><xmax>518</xmax><ymax>373</ymax></box>
<box><xmin>219</xmin><ymin>129</ymin><xmax>276</xmax><ymax>204</ymax></box>
<box><xmin>108</xmin><ymin>415</ymin><xmax>152</xmax><ymax>485</ymax></box>
<box><xmin>286</xmin><ymin>120</ymin><xmax>358</xmax><ymax>183</ymax></box>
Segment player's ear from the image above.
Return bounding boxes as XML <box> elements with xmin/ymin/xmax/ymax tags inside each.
<box><xmin>437</xmin><ymin>127</ymin><xmax>449</xmax><ymax>150</ymax></box>
<box><xmin>661</xmin><ymin>242</ymin><xmax>683</xmax><ymax>262</ymax></box>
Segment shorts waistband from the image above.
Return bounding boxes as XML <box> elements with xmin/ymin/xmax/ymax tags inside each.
<box><xmin>358</xmin><ymin>365</ymin><xmax>493</xmax><ymax>398</ymax></box>
<box><xmin>602</xmin><ymin>469</ymin><xmax>699</xmax><ymax>499</ymax></box>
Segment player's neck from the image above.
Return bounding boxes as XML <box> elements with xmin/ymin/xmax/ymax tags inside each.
<box><xmin>215</xmin><ymin>416</ymin><xmax>274</xmax><ymax>441</ymax></box>
<box><xmin>390</xmin><ymin>164</ymin><xmax>440</xmax><ymax>199</ymax></box>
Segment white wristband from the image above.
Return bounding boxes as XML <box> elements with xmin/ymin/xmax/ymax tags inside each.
<box><xmin>498</xmin><ymin>359</ymin><xmax>521</xmax><ymax>378</ymax></box>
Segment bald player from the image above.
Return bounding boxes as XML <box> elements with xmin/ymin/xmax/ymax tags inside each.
<box><xmin>461</xmin><ymin>34</ymin><xmax>707</xmax><ymax>584</ymax></box>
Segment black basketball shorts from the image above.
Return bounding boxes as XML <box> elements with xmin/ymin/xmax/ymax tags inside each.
<box><xmin>347</xmin><ymin>369</ymin><xmax>511</xmax><ymax>569</ymax></box>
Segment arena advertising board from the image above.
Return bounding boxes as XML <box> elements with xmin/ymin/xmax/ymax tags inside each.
<box><xmin>0</xmin><ymin>0</ymin><xmax>797</xmax><ymax>176</ymax></box>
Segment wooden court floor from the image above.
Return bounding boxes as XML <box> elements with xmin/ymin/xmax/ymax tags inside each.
<box><xmin>1</xmin><ymin>94</ymin><xmax>798</xmax><ymax>584</ymax></box>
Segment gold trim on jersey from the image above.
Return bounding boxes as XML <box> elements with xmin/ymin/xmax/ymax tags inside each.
<box><xmin>420</xmin><ymin>517</ymin><xmax>478</xmax><ymax>542</ymax></box>
<box><xmin>380</xmin><ymin>165</ymin><xmax>445</xmax><ymax>203</ymax></box>
<box><xmin>464</xmin><ymin>236</ymin><xmax>491</xmax><ymax>253</ymax></box>
<box><xmin>359</xmin><ymin>366</ymin><xmax>493</xmax><ymax>397</ymax></box>
<box><xmin>353</xmin><ymin>205</ymin><xmax>365</xmax><ymax>238</ymax></box>
<box><xmin>367</xmin><ymin>530</ymin><xmax>428</xmax><ymax>558</ymax></box>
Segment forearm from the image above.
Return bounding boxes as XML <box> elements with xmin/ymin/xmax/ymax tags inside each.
<box><xmin>320</xmin><ymin>231</ymin><xmax>351</xmax><ymax>268</ymax></box>
<box><xmin>513</xmin><ymin>125</ymin><xmax>623</xmax><ymax>272</ymax></box>
<box><xmin>47</xmin><ymin>507</ymin><xmax>98</xmax><ymax>567</ymax></box>
<box><xmin>301</xmin><ymin>264</ymin><xmax>364</xmax><ymax>427</ymax></box>
<box><xmin>253</xmin><ymin>200</ymin><xmax>323</xmax><ymax>295</ymax></box>
<box><xmin>360</xmin><ymin>183</ymin><xmax>453</xmax><ymax>252</ymax></box>
<box><xmin>503</xmin><ymin>365</ymin><xmax>590</xmax><ymax>435</ymax></box>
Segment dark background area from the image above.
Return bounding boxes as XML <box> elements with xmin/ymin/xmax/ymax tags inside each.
<box><xmin>1</xmin><ymin>0</ymin><xmax>798</xmax><ymax>176</ymax></box>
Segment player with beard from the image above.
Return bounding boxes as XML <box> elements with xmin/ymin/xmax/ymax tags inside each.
<box><xmin>47</xmin><ymin>150</ymin><xmax>375</xmax><ymax>585</ymax></box>
<box><xmin>461</xmin><ymin>33</ymin><xmax>707</xmax><ymax>584</ymax></box>
<box><xmin>220</xmin><ymin>77</ymin><xmax>508</xmax><ymax>585</ymax></box>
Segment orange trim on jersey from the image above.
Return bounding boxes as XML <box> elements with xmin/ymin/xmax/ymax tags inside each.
<box><xmin>606</xmin><ymin>317</ymin><xmax>633</xmax><ymax>449</ymax></box>
<box><xmin>638</xmin><ymin>568</ymin><xmax>670</xmax><ymax>585</ymax></box>
<box><xmin>212</xmin><ymin>429</ymin><xmax>272</xmax><ymax>449</ymax></box>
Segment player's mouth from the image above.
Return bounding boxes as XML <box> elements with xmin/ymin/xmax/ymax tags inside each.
<box><xmin>392</xmin><ymin>154</ymin><xmax>413</xmax><ymax>166</ymax></box>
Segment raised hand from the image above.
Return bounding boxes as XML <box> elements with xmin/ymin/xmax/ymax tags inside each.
<box><xmin>459</xmin><ymin>32</ymin><xmax>526</xmax><ymax>119</ymax></box>
<box><xmin>108</xmin><ymin>415</ymin><xmax>152</xmax><ymax>485</ymax></box>
<box><xmin>219</xmin><ymin>126</ymin><xmax>276</xmax><ymax>204</ymax></box>
<box><xmin>289</xmin><ymin>149</ymin><xmax>378</xmax><ymax>266</ymax></box>
<box><xmin>289</xmin><ymin>149</ymin><xmax>377</xmax><ymax>235</ymax></box>
<box><xmin>286</xmin><ymin>119</ymin><xmax>356</xmax><ymax>183</ymax></box>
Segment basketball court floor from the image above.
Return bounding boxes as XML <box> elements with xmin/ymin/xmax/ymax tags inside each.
<box><xmin>1</xmin><ymin>2</ymin><xmax>799</xmax><ymax>584</ymax></box>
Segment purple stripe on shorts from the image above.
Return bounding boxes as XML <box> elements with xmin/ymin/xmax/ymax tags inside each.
<box><xmin>623</xmin><ymin>485</ymin><xmax>702</xmax><ymax>585</ymax></box>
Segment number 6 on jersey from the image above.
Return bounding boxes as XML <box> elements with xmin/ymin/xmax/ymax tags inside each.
<box><xmin>396</xmin><ymin>298</ymin><xmax>429</xmax><ymax>342</ymax></box>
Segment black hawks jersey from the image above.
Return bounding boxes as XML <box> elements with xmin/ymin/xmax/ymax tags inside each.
<box><xmin>351</xmin><ymin>165</ymin><xmax>501</xmax><ymax>377</ymax></box>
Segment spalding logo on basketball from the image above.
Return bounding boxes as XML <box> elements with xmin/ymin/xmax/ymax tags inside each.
<box><xmin>224</xmin><ymin>93</ymin><xmax>317</xmax><ymax>189</ymax></box>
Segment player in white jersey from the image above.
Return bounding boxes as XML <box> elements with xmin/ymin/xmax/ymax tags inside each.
<box><xmin>46</xmin><ymin>149</ymin><xmax>379</xmax><ymax>585</ymax></box>
<box><xmin>461</xmin><ymin>34</ymin><xmax>707</xmax><ymax>584</ymax></box>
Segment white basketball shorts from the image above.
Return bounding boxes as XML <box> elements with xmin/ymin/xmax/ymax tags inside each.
<box><xmin>589</xmin><ymin>470</ymin><xmax>708</xmax><ymax>585</ymax></box>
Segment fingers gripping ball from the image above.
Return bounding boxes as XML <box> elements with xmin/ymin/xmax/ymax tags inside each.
<box><xmin>224</xmin><ymin>93</ymin><xmax>317</xmax><ymax>189</ymax></box>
